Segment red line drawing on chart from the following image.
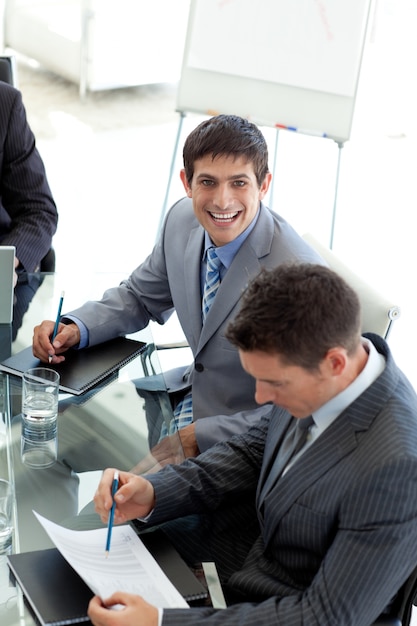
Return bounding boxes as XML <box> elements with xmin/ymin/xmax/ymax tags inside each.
<box><xmin>314</xmin><ymin>0</ymin><xmax>334</xmax><ymax>41</ymax></box>
<box><xmin>218</xmin><ymin>0</ymin><xmax>234</xmax><ymax>8</ymax></box>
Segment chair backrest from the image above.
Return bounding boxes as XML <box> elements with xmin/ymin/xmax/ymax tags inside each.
<box><xmin>391</xmin><ymin>566</ymin><xmax>417</xmax><ymax>626</ymax></box>
<box><xmin>0</xmin><ymin>55</ymin><xmax>17</xmax><ymax>86</ymax></box>
<box><xmin>302</xmin><ymin>233</ymin><xmax>400</xmax><ymax>340</ymax></box>
<box><xmin>372</xmin><ymin>565</ymin><xmax>417</xmax><ymax>625</ymax></box>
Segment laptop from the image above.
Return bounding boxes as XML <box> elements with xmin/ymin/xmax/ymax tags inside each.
<box><xmin>0</xmin><ymin>246</ymin><xmax>15</xmax><ymax>323</ymax></box>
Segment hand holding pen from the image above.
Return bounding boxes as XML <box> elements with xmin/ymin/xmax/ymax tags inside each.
<box><xmin>93</xmin><ymin>468</ymin><xmax>156</xmax><ymax>527</ymax></box>
<box><xmin>48</xmin><ymin>291</ymin><xmax>65</xmax><ymax>363</ymax></box>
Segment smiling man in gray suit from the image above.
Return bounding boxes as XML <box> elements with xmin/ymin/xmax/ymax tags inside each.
<box><xmin>89</xmin><ymin>263</ymin><xmax>417</xmax><ymax>626</ymax></box>
<box><xmin>33</xmin><ymin>114</ymin><xmax>322</xmax><ymax>456</ymax></box>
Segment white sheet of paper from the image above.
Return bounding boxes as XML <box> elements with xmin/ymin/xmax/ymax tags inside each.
<box><xmin>33</xmin><ymin>511</ymin><xmax>189</xmax><ymax>609</ymax></box>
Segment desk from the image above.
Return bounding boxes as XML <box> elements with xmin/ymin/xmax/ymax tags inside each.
<box><xmin>0</xmin><ymin>273</ymin><xmax>180</xmax><ymax>625</ymax></box>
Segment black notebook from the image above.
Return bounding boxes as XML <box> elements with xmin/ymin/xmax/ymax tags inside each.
<box><xmin>8</xmin><ymin>530</ymin><xmax>207</xmax><ymax>626</ymax></box>
<box><xmin>0</xmin><ymin>337</ymin><xmax>146</xmax><ymax>395</ymax></box>
<box><xmin>8</xmin><ymin>548</ymin><xmax>92</xmax><ymax>626</ymax></box>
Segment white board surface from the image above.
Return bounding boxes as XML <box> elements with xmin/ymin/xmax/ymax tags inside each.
<box><xmin>177</xmin><ymin>0</ymin><xmax>373</xmax><ymax>141</ymax></box>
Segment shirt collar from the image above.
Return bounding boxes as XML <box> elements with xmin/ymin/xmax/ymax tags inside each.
<box><xmin>312</xmin><ymin>338</ymin><xmax>386</xmax><ymax>433</ymax></box>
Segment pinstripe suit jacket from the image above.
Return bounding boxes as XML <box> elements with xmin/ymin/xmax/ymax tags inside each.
<box><xmin>146</xmin><ymin>334</ymin><xmax>417</xmax><ymax>625</ymax></box>
<box><xmin>68</xmin><ymin>197</ymin><xmax>323</xmax><ymax>450</ymax></box>
<box><xmin>0</xmin><ymin>82</ymin><xmax>57</xmax><ymax>271</ymax></box>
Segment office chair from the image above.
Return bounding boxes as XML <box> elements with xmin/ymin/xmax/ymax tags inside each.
<box><xmin>0</xmin><ymin>55</ymin><xmax>17</xmax><ymax>85</ymax></box>
<box><xmin>39</xmin><ymin>247</ymin><xmax>56</xmax><ymax>272</ymax></box>
<box><xmin>150</xmin><ymin>231</ymin><xmax>401</xmax><ymax>396</ymax></box>
<box><xmin>372</xmin><ymin>565</ymin><xmax>417</xmax><ymax>625</ymax></box>
<box><xmin>302</xmin><ymin>233</ymin><xmax>400</xmax><ymax>339</ymax></box>
<box><xmin>0</xmin><ymin>54</ymin><xmax>56</xmax><ymax>272</ymax></box>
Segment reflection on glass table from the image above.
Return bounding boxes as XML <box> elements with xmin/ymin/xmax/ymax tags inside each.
<box><xmin>0</xmin><ymin>272</ymin><xmax>184</xmax><ymax>626</ymax></box>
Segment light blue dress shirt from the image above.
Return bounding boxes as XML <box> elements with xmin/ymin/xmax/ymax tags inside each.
<box><xmin>285</xmin><ymin>338</ymin><xmax>386</xmax><ymax>473</ymax></box>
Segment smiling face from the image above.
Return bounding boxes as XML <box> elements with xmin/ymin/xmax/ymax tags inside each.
<box><xmin>180</xmin><ymin>154</ymin><xmax>272</xmax><ymax>247</ymax></box>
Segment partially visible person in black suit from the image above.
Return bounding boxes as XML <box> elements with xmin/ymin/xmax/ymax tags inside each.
<box><xmin>0</xmin><ymin>81</ymin><xmax>58</xmax><ymax>284</ymax></box>
<box><xmin>90</xmin><ymin>263</ymin><xmax>417</xmax><ymax>626</ymax></box>
<box><xmin>12</xmin><ymin>273</ymin><xmax>44</xmax><ymax>340</ymax></box>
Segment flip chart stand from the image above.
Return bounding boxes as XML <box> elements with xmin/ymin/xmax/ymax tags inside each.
<box><xmin>330</xmin><ymin>142</ymin><xmax>345</xmax><ymax>249</ymax></box>
<box><xmin>157</xmin><ymin>0</ymin><xmax>372</xmax><ymax>248</ymax></box>
<box><xmin>157</xmin><ymin>112</ymin><xmax>186</xmax><ymax>238</ymax></box>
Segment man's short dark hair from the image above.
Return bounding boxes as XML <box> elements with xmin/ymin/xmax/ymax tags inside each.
<box><xmin>182</xmin><ymin>114</ymin><xmax>269</xmax><ymax>186</ymax></box>
<box><xmin>226</xmin><ymin>263</ymin><xmax>362</xmax><ymax>370</ymax></box>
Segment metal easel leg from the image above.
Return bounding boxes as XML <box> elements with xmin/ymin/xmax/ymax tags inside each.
<box><xmin>329</xmin><ymin>141</ymin><xmax>344</xmax><ymax>250</ymax></box>
<box><xmin>156</xmin><ymin>111</ymin><xmax>186</xmax><ymax>241</ymax></box>
<box><xmin>268</xmin><ymin>128</ymin><xmax>280</xmax><ymax>210</ymax></box>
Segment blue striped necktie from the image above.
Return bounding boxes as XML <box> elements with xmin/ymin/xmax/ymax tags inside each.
<box><xmin>160</xmin><ymin>248</ymin><xmax>222</xmax><ymax>438</ymax></box>
<box><xmin>202</xmin><ymin>247</ymin><xmax>222</xmax><ymax>321</ymax></box>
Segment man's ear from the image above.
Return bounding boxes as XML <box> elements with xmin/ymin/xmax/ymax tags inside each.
<box><xmin>324</xmin><ymin>347</ymin><xmax>347</xmax><ymax>376</ymax></box>
<box><xmin>259</xmin><ymin>172</ymin><xmax>272</xmax><ymax>199</ymax></box>
<box><xmin>180</xmin><ymin>169</ymin><xmax>192</xmax><ymax>197</ymax></box>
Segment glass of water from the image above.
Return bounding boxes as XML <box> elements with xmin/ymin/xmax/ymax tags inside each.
<box><xmin>21</xmin><ymin>367</ymin><xmax>60</xmax><ymax>469</ymax></box>
<box><xmin>0</xmin><ymin>479</ymin><xmax>13</xmax><ymax>554</ymax></box>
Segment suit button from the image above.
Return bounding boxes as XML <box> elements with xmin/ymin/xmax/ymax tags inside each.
<box><xmin>195</xmin><ymin>362</ymin><xmax>204</xmax><ymax>372</ymax></box>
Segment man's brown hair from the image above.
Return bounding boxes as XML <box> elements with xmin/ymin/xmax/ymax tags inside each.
<box><xmin>226</xmin><ymin>263</ymin><xmax>362</xmax><ymax>370</ymax></box>
<box><xmin>182</xmin><ymin>114</ymin><xmax>269</xmax><ymax>186</ymax></box>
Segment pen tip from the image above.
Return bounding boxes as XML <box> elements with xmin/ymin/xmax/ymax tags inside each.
<box><xmin>48</xmin><ymin>355</ymin><xmax>52</xmax><ymax>364</ymax></box>
<box><xmin>105</xmin><ymin>551</ymin><xmax>109</xmax><ymax>558</ymax></box>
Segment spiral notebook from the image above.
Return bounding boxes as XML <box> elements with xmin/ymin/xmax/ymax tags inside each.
<box><xmin>8</xmin><ymin>528</ymin><xmax>207</xmax><ymax>626</ymax></box>
<box><xmin>0</xmin><ymin>337</ymin><xmax>146</xmax><ymax>395</ymax></box>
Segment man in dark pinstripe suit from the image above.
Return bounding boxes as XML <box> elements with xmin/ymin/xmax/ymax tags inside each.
<box><xmin>89</xmin><ymin>263</ymin><xmax>417</xmax><ymax>626</ymax></box>
<box><xmin>0</xmin><ymin>81</ymin><xmax>58</xmax><ymax>283</ymax></box>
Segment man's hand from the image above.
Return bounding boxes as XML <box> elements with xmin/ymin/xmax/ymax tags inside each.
<box><xmin>129</xmin><ymin>424</ymin><xmax>200</xmax><ymax>475</ymax></box>
<box><xmin>94</xmin><ymin>468</ymin><xmax>156</xmax><ymax>525</ymax></box>
<box><xmin>32</xmin><ymin>320</ymin><xmax>81</xmax><ymax>363</ymax></box>
<box><xmin>129</xmin><ymin>434</ymin><xmax>187</xmax><ymax>475</ymax></box>
<box><xmin>88</xmin><ymin>593</ymin><xmax>158</xmax><ymax>626</ymax></box>
<box><xmin>179</xmin><ymin>423</ymin><xmax>199</xmax><ymax>458</ymax></box>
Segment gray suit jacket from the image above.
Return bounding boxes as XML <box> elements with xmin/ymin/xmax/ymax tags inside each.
<box><xmin>146</xmin><ymin>335</ymin><xmax>417</xmax><ymax>625</ymax></box>
<box><xmin>68</xmin><ymin>198</ymin><xmax>323</xmax><ymax>449</ymax></box>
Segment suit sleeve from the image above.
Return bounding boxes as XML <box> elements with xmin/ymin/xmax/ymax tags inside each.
<box><xmin>146</xmin><ymin>417</ymin><xmax>268</xmax><ymax>524</ymax></box>
<box><xmin>159</xmin><ymin>455</ymin><xmax>417</xmax><ymax>626</ymax></box>
<box><xmin>65</xmin><ymin>209</ymin><xmax>177</xmax><ymax>345</ymax></box>
<box><xmin>195</xmin><ymin>405</ymin><xmax>273</xmax><ymax>452</ymax></box>
<box><xmin>0</xmin><ymin>87</ymin><xmax>57</xmax><ymax>271</ymax></box>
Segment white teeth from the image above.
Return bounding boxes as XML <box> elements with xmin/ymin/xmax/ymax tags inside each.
<box><xmin>210</xmin><ymin>212</ymin><xmax>239</xmax><ymax>220</ymax></box>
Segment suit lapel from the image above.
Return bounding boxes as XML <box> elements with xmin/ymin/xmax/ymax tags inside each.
<box><xmin>258</xmin><ymin>411</ymin><xmax>292</xmax><ymax>489</ymax></box>
<box><xmin>198</xmin><ymin>248</ymin><xmax>261</xmax><ymax>347</ymax></box>
<box><xmin>183</xmin><ymin>225</ymin><xmax>204</xmax><ymax>349</ymax></box>
<box><xmin>259</xmin><ymin>344</ymin><xmax>398</xmax><ymax>547</ymax></box>
<box><xmin>261</xmin><ymin>414</ymin><xmax>358</xmax><ymax>545</ymax></box>
<box><xmin>197</xmin><ymin>206</ymin><xmax>275</xmax><ymax>351</ymax></box>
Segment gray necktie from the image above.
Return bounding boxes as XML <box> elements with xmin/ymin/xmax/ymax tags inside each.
<box><xmin>260</xmin><ymin>415</ymin><xmax>315</xmax><ymax>503</ymax></box>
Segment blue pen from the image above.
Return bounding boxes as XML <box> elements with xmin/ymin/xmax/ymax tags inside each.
<box><xmin>48</xmin><ymin>291</ymin><xmax>65</xmax><ymax>363</ymax></box>
<box><xmin>105</xmin><ymin>471</ymin><xmax>119</xmax><ymax>555</ymax></box>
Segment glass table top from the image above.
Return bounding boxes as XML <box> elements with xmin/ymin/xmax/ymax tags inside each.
<box><xmin>0</xmin><ymin>272</ymin><xmax>182</xmax><ymax>625</ymax></box>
